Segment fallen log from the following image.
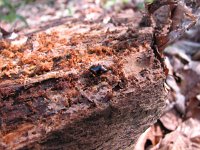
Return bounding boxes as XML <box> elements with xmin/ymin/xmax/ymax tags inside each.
<box><xmin>0</xmin><ymin>0</ymin><xmax>197</xmax><ymax>149</ymax></box>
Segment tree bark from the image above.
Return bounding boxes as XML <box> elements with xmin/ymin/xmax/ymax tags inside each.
<box><xmin>0</xmin><ymin>1</ymin><xmax>197</xmax><ymax>149</ymax></box>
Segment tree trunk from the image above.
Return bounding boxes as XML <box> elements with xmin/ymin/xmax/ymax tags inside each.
<box><xmin>0</xmin><ymin>1</ymin><xmax>197</xmax><ymax>149</ymax></box>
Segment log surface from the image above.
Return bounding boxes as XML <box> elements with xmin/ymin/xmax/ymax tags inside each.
<box><xmin>0</xmin><ymin>9</ymin><xmax>166</xmax><ymax>150</ymax></box>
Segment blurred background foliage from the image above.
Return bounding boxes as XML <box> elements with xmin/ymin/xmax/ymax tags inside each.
<box><xmin>0</xmin><ymin>0</ymin><xmax>36</xmax><ymax>25</ymax></box>
<box><xmin>0</xmin><ymin>0</ymin><xmax>154</xmax><ymax>26</ymax></box>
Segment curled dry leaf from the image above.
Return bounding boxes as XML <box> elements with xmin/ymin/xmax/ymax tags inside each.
<box><xmin>158</xmin><ymin>130</ymin><xmax>196</xmax><ymax>150</ymax></box>
<box><xmin>159</xmin><ymin>108</ymin><xmax>182</xmax><ymax>131</ymax></box>
<box><xmin>158</xmin><ymin>118</ymin><xmax>200</xmax><ymax>150</ymax></box>
<box><xmin>169</xmin><ymin>1</ymin><xmax>197</xmax><ymax>41</ymax></box>
<box><xmin>134</xmin><ymin>124</ymin><xmax>163</xmax><ymax>150</ymax></box>
<box><xmin>166</xmin><ymin>75</ymin><xmax>186</xmax><ymax>114</ymax></box>
<box><xmin>166</xmin><ymin>41</ymin><xmax>200</xmax><ymax>99</ymax></box>
<box><xmin>186</xmin><ymin>97</ymin><xmax>200</xmax><ymax>120</ymax></box>
<box><xmin>164</xmin><ymin>35</ymin><xmax>200</xmax><ymax>101</ymax></box>
<box><xmin>178</xmin><ymin>66</ymin><xmax>200</xmax><ymax>100</ymax></box>
<box><xmin>147</xmin><ymin>0</ymin><xmax>198</xmax><ymax>51</ymax></box>
<box><xmin>177</xmin><ymin>118</ymin><xmax>200</xmax><ymax>139</ymax></box>
<box><xmin>170</xmin><ymin>40</ymin><xmax>200</xmax><ymax>57</ymax></box>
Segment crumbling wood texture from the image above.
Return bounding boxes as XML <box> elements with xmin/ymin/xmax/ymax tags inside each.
<box><xmin>0</xmin><ymin>9</ymin><xmax>166</xmax><ymax>150</ymax></box>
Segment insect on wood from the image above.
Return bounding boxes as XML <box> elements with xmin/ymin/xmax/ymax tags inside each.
<box><xmin>89</xmin><ymin>64</ymin><xmax>108</xmax><ymax>76</ymax></box>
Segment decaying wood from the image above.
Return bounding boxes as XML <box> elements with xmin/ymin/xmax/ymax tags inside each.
<box><xmin>0</xmin><ymin>0</ymin><xmax>198</xmax><ymax>150</ymax></box>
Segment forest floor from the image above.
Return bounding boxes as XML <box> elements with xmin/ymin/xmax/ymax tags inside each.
<box><xmin>1</xmin><ymin>0</ymin><xmax>200</xmax><ymax>149</ymax></box>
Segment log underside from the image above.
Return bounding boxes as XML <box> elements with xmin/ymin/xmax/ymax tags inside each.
<box><xmin>0</xmin><ymin>9</ymin><xmax>166</xmax><ymax>150</ymax></box>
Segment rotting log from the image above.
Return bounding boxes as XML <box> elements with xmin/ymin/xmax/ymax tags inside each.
<box><xmin>0</xmin><ymin>1</ymin><xmax>197</xmax><ymax>150</ymax></box>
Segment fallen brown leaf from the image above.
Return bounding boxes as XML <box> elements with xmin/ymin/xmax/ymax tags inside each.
<box><xmin>159</xmin><ymin>108</ymin><xmax>182</xmax><ymax>131</ymax></box>
<box><xmin>186</xmin><ymin>97</ymin><xmax>200</xmax><ymax>120</ymax></box>
<box><xmin>158</xmin><ymin>118</ymin><xmax>200</xmax><ymax>150</ymax></box>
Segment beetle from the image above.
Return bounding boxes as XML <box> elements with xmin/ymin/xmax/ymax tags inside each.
<box><xmin>89</xmin><ymin>64</ymin><xmax>108</xmax><ymax>76</ymax></box>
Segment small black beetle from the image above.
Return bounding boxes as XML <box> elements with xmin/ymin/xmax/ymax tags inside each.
<box><xmin>89</xmin><ymin>64</ymin><xmax>108</xmax><ymax>76</ymax></box>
